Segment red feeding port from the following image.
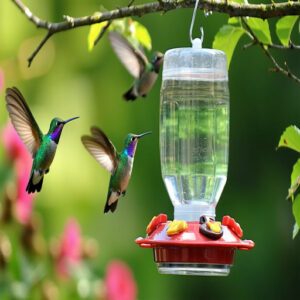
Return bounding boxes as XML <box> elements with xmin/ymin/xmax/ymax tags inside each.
<box><xmin>136</xmin><ymin>216</ymin><xmax>254</xmax><ymax>276</ymax></box>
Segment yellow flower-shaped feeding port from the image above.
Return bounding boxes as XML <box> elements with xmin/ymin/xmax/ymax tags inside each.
<box><xmin>199</xmin><ymin>216</ymin><xmax>224</xmax><ymax>240</ymax></box>
<box><xmin>167</xmin><ymin>220</ymin><xmax>188</xmax><ymax>236</ymax></box>
<box><xmin>206</xmin><ymin>221</ymin><xmax>222</xmax><ymax>233</ymax></box>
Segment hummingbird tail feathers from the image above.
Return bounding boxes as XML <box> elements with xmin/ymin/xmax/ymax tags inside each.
<box><xmin>123</xmin><ymin>87</ymin><xmax>137</xmax><ymax>101</ymax></box>
<box><xmin>104</xmin><ymin>190</ymin><xmax>119</xmax><ymax>213</ymax></box>
<box><xmin>104</xmin><ymin>199</ymin><xmax>118</xmax><ymax>213</ymax></box>
<box><xmin>26</xmin><ymin>173</ymin><xmax>44</xmax><ymax>194</ymax></box>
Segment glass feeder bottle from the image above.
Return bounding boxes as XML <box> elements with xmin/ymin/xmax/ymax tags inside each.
<box><xmin>136</xmin><ymin>40</ymin><xmax>254</xmax><ymax>277</ymax></box>
<box><xmin>160</xmin><ymin>40</ymin><xmax>229</xmax><ymax>221</ymax></box>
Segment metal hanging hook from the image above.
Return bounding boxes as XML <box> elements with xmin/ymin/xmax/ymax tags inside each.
<box><xmin>189</xmin><ymin>0</ymin><xmax>204</xmax><ymax>48</ymax></box>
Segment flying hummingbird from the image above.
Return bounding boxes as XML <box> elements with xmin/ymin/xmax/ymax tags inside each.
<box><xmin>81</xmin><ymin>127</ymin><xmax>151</xmax><ymax>213</ymax></box>
<box><xmin>109</xmin><ymin>31</ymin><xmax>164</xmax><ymax>101</ymax></box>
<box><xmin>5</xmin><ymin>87</ymin><xmax>79</xmax><ymax>193</ymax></box>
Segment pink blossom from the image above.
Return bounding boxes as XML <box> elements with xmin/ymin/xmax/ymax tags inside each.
<box><xmin>105</xmin><ymin>261</ymin><xmax>137</xmax><ymax>300</ymax></box>
<box><xmin>15</xmin><ymin>158</ymin><xmax>34</xmax><ymax>224</ymax></box>
<box><xmin>2</xmin><ymin>122</ymin><xmax>30</xmax><ymax>162</ymax></box>
<box><xmin>56</xmin><ymin>219</ymin><xmax>82</xmax><ymax>278</ymax></box>
<box><xmin>0</xmin><ymin>69</ymin><xmax>4</xmax><ymax>93</ymax></box>
<box><xmin>2</xmin><ymin>122</ymin><xmax>34</xmax><ymax>224</ymax></box>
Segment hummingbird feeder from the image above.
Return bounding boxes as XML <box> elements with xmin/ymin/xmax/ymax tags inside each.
<box><xmin>136</xmin><ymin>0</ymin><xmax>254</xmax><ymax>276</ymax></box>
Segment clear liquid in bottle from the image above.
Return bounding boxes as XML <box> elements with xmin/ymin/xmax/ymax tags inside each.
<box><xmin>160</xmin><ymin>79</ymin><xmax>229</xmax><ymax>220</ymax></box>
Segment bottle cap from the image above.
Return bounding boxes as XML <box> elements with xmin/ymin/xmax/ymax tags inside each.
<box><xmin>192</xmin><ymin>38</ymin><xmax>202</xmax><ymax>49</ymax></box>
<box><xmin>162</xmin><ymin>48</ymin><xmax>228</xmax><ymax>81</ymax></box>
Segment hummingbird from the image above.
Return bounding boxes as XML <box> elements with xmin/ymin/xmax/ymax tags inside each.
<box><xmin>5</xmin><ymin>87</ymin><xmax>79</xmax><ymax>193</ymax></box>
<box><xmin>81</xmin><ymin>127</ymin><xmax>151</xmax><ymax>213</ymax></box>
<box><xmin>108</xmin><ymin>31</ymin><xmax>164</xmax><ymax>101</ymax></box>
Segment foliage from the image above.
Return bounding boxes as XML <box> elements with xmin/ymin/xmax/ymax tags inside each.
<box><xmin>88</xmin><ymin>19</ymin><xmax>109</xmax><ymax>51</ymax></box>
<box><xmin>246</xmin><ymin>18</ymin><xmax>272</xmax><ymax>45</ymax></box>
<box><xmin>276</xmin><ymin>16</ymin><xmax>299</xmax><ymax>46</ymax></box>
<box><xmin>278</xmin><ymin>125</ymin><xmax>300</xmax><ymax>153</ymax></box>
<box><xmin>88</xmin><ymin>18</ymin><xmax>152</xmax><ymax>52</ymax></box>
<box><xmin>292</xmin><ymin>195</ymin><xmax>300</xmax><ymax>238</ymax></box>
<box><xmin>278</xmin><ymin>126</ymin><xmax>300</xmax><ymax>238</ymax></box>
<box><xmin>213</xmin><ymin>16</ymin><xmax>299</xmax><ymax>69</ymax></box>
<box><xmin>213</xmin><ymin>24</ymin><xmax>244</xmax><ymax>68</ymax></box>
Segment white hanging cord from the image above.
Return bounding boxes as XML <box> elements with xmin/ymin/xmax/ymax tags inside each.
<box><xmin>189</xmin><ymin>0</ymin><xmax>204</xmax><ymax>48</ymax></box>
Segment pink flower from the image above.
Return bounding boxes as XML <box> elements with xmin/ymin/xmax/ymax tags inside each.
<box><xmin>56</xmin><ymin>219</ymin><xmax>82</xmax><ymax>278</ymax></box>
<box><xmin>0</xmin><ymin>69</ymin><xmax>4</xmax><ymax>93</ymax></box>
<box><xmin>2</xmin><ymin>122</ymin><xmax>34</xmax><ymax>224</ymax></box>
<box><xmin>2</xmin><ymin>122</ymin><xmax>30</xmax><ymax>162</ymax></box>
<box><xmin>105</xmin><ymin>261</ymin><xmax>137</xmax><ymax>300</ymax></box>
<box><xmin>15</xmin><ymin>159</ymin><xmax>34</xmax><ymax>224</ymax></box>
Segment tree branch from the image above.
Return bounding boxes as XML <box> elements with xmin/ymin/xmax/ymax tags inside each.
<box><xmin>27</xmin><ymin>32</ymin><xmax>53</xmax><ymax>67</ymax></box>
<box><xmin>11</xmin><ymin>0</ymin><xmax>300</xmax><ymax>66</ymax></box>
<box><xmin>12</xmin><ymin>0</ymin><xmax>50</xmax><ymax>29</ymax></box>
<box><xmin>268</xmin><ymin>42</ymin><xmax>300</xmax><ymax>50</ymax></box>
<box><xmin>243</xmin><ymin>40</ymin><xmax>300</xmax><ymax>51</ymax></box>
<box><xmin>241</xmin><ymin>18</ymin><xmax>300</xmax><ymax>85</ymax></box>
<box><xmin>93</xmin><ymin>21</ymin><xmax>112</xmax><ymax>47</ymax></box>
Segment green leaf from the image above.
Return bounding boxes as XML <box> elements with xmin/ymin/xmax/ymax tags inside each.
<box><xmin>278</xmin><ymin>125</ymin><xmax>300</xmax><ymax>153</ymax></box>
<box><xmin>292</xmin><ymin>195</ymin><xmax>300</xmax><ymax>237</ymax></box>
<box><xmin>291</xmin><ymin>159</ymin><xmax>300</xmax><ymax>185</ymax></box>
<box><xmin>87</xmin><ymin>19</ymin><xmax>109</xmax><ymax>51</ymax></box>
<box><xmin>131</xmin><ymin>21</ymin><xmax>152</xmax><ymax>51</ymax></box>
<box><xmin>110</xmin><ymin>19</ymin><xmax>126</xmax><ymax>34</ymax></box>
<box><xmin>293</xmin><ymin>222</ymin><xmax>299</xmax><ymax>239</ymax></box>
<box><xmin>213</xmin><ymin>25</ymin><xmax>245</xmax><ymax>69</ymax></box>
<box><xmin>228</xmin><ymin>17</ymin><xmax>240</xmax><ymax>25</ymax></box>
<box><xmin>276</xmin><ymin>16</ymin><xmax>298</xmax><ymax>46</ymax></box>
<box><xmin>109</xmin><ymin>19</ymin><xmax>152</xmax><ymax>51</ymax></box>
<box><xmin>287</xmin><ymin>159</ymin><xmax>300</xmax><ymax>199</ymax></box>
<box><xmin>247</xmin><ymin>18</ymin><xmax>272</xmax><ymax>45</ymax></box>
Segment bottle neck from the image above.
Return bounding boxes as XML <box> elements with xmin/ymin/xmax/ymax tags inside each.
<box><xmin>174</xmin><ymin>204</ymin><xmax>216</xmax><ymax>222</ymax></box>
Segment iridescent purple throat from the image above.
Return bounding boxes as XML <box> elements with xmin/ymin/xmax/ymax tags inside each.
<box><xmin>50</xmin><ymin>125</ymin><xmax>64</xmax><ymax>144</ymax></box>
<box><xmin>126</xmin><ymin>140</ymin><xmax>138</xmax><ymax>157</ymax></box>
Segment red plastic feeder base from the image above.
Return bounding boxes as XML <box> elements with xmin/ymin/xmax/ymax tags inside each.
<box><xmin>136</xmin><ymin>216</ymin><xmax>254</xmax><ymax>276</ymax></box>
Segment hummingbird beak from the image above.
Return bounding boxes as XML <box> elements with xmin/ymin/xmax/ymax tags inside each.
<box><xmin>136</xmin><ymin>131</ymin><xmax>152</xmax><ymax>139</ymax></box>
<box><xmin>62</xmin><ymin>116</ymin><xmax>80</xmax><ymax>125</ymax></box>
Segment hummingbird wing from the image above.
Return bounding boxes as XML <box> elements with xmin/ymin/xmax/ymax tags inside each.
<box><xmin>81</xmin><ymin>127</ymin><xmax>118</xmax><ymax>174</ymax></box>
<box><xmin>109</xmin><ymin>31</ymin><xmax>148</xmax><ymax>78</ymax></box>
<box><xmin>5</xmin><ymin>87</ymin><xmax>43</xmax><ymax>157</ymax></box>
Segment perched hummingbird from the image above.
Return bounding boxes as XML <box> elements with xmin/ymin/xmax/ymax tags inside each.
<box><xmin>108</xmin><ymin>31</ymin><xmax>164</xmax><ymax>101</ymax></box>
<box><xmin>81</xmin><ymin>127</ymin><xmax>151</xmax><ymax>213</ymax></box>
<box><xmin>5</xmin><ymin>87</ymin><xmax>79</xmax><ymax>193</ymax></box>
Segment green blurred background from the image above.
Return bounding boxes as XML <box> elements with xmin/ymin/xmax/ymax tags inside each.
<box><xmin>1</xmin><ymin>0</ymin><xmax>300</xmax><ymax>299</ymax></box>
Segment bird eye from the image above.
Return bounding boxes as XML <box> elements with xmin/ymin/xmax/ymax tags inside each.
<box><xmin>131</xmin><ymin>137</ymin><xmax>135</xmax><ymax>142</ymax></box>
